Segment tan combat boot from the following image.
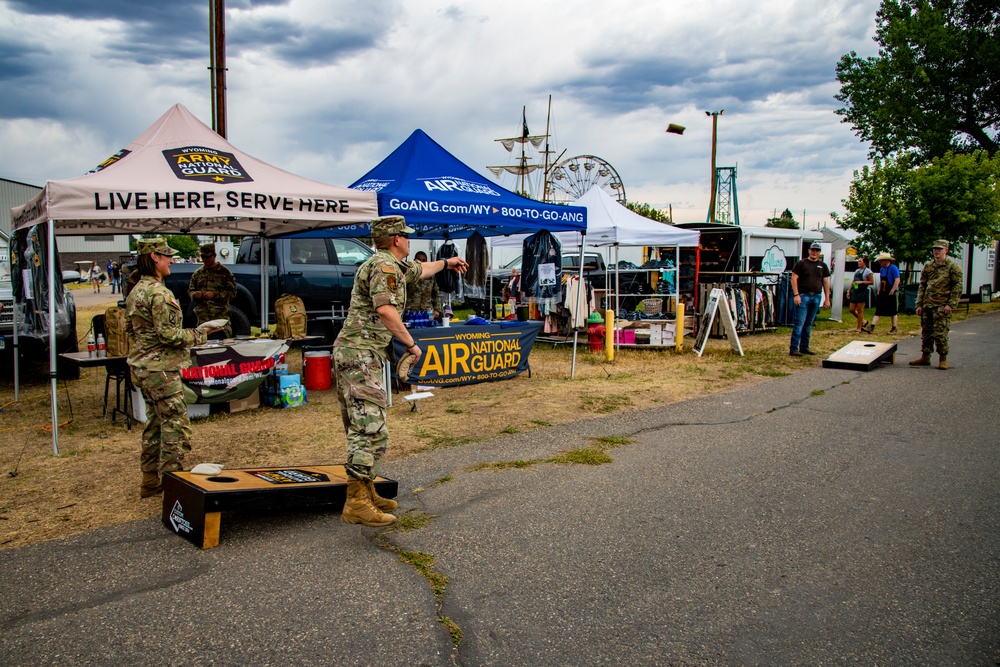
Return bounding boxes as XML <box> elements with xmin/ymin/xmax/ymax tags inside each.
<box><xmin>140</xmin><ymin>472</ymin><xmax>162</xmax><ymax>498</ymax></box>
<box><xmin>341</xmin><ymin>480</ymin><xmax>396</xmax><ymax>526</ymax></box>
<box><xmin>366</xmin><ymin>480</ymin><xmax>398</xmax><ymax>511</ymax></box>
<box><xmin>938</xmin><ymin>356</ymin><xmax>948</xmax><ymax>370</ymax></box>
<box><xmin>909</xmin><ymin>353</ymin><xmax>931</xmax><ymax>366</ymax></box>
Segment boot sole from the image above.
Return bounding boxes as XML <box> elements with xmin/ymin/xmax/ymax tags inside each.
<box><xmin>341</xmin><ymin>513</ymin><xmax>396</xmax><ymax>527</ymax></box>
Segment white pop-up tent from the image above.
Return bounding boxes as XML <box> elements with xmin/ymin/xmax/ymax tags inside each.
<box><xmin>10</xmin><ymin>103</ymin><xmax>378</xmax><ymax>454</ymax></box>
<box><xmin>492</xmin><ymin>185</ymin><xmax>700</xmax><ymax>315</ymax></box>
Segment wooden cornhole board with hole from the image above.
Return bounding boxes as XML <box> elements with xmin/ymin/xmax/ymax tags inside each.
<box><xmin>822</xmin><ymin>340</ymin><xmax>898</xmax><ymax>371</ymax></box>
<box><xmin>161</xmin><ymin>465</ymin><xmax>398</xmax><ymax>549</ymax></box>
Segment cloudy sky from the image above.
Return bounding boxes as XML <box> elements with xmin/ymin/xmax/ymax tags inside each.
<box><xmin>0</xmin><ymin>0</ymin><xmax>881</xmax><ymax>228</ymax></box>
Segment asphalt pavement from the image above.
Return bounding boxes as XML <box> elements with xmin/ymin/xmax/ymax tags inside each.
<box><xmin>2</xmin><ymin>313</ymin><xmax>998</xmax><ymax>666</ymax></box>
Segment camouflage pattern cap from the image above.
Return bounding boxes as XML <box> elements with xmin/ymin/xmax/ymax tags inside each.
<box><xmin>933</xmin><ymin>239</ymin><xmax>950</xmax><ymax>250</ymax></box>
<box><xmin>199</xmin><ymin>243</ymin><xmax>216</xmax><ymax>257</ymax></box>
<box><xmin>136</xmin><ymin>237</ymin><xmax>177</xmax><ymax>256</ymax></box>
<box><xmin>371</xmin><ymin>215</ymin><xmax>415</xmax><ymax>238</ymax></box>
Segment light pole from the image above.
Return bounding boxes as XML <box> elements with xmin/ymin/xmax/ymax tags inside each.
<box><xmin>705</xmin><ymin>109</ymin><xmax>724</xmax><ymax>222</ymax></box>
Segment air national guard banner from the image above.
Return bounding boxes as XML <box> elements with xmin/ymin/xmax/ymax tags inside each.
<box><xmin>182</xmin><ymin>339</ymin><xmax>289</xmax><ymax>404</ymax></box>
<box><xmin>392</xmin><ymin>321</ymin><xmax>542</xmax><ymax>387</ymax></box>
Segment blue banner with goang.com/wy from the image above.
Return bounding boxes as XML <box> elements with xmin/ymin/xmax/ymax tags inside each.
<box><xmin>393</xmin><ymin>321</ymin><xmax>542</xmax><ymax>387</ymax></box>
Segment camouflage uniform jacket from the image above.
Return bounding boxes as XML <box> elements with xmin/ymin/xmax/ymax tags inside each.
<box><xmin>404</xmin><ymin>276</ymin><xmax>441</xmax><ymax>313</ymax></box>
<box><xmin>188</xmin><ymin>262</ymin><xmax>237</xmax><ymax>321</ymax></box>
<box><xmin>126</xmin><ymin>276</ymin><xmax>207</xmax><ymax>372</ymax></box>
<box><xmin>334</xmin><ymin>249</ymin><xmax>423</xmax><ymax>359</ymax></box>
<box><xmin>916</xmin><ymin>259</ymin><xmax>963</xmax><ymax>309</ymax></box>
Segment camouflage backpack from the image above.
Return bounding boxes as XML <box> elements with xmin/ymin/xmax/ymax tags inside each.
<box><xmin>103</xmin><ymin>305</ymin><xmax>132</xmax><ymax>357</ymax></box>
<box><xmin>274</xmin><ymin>294</ymin><xmax>307</xmax><ymax>339</ymax></box>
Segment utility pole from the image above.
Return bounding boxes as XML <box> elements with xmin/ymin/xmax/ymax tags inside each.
<box><xmin>209</xmin><ymin>0</ymin><xmax>227</xmax><ymax>138</ymax></box>
<box><xmin>705</xmin><ymin>109</ymin><xmax>724</xmax><ymax>222</ymax></box>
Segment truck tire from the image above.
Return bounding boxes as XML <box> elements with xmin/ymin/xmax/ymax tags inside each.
<box><xmin>228</xmin><ymin>305</ymin><xmax>251</xmax><ymax>336</ymax></box>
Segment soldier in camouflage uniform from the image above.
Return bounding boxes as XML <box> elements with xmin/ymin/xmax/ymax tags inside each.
<box><xmin>911</xmin><ymin>239</ymin><xmax>963</xmax><ymax>370</ymax></box>
<box><xmin>334</xmin><ymin>216</ymin><xmax>468</xmax><ymax>526</ymax></box>
<box><xmin>188</xmin><ymin>243</ymin><xmax>237</xmax><ymax>338</ymax></box>
<box><xmin>404</xmin><ymin>251</ymin><xmax>443</xmax><ymax>317</ymax></box>
<box><xmin>126</xmin><ymin>238</ymin><xmax>221</xmax><ymax>498</ymax></box>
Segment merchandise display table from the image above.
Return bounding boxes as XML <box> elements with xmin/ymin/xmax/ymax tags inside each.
<box><xmin>161</xmin><ymin>464</ymin><xmax>398</xmax><ymax>549</ymax></box>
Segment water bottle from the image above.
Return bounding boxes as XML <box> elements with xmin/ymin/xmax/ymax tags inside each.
<box><xmin>96</xmin><ymin>334</ymin><xmax>107</xmax><ymax>358</ymax></box>
<box><xmin>87</xmin><ymin>332</ymin><xmax>96</xmax><ymax>358</ymax></box>
<box><xmin>426</xmin><ymin>307</ymin><xmax>435</xmax><ymax>327</ymax></box>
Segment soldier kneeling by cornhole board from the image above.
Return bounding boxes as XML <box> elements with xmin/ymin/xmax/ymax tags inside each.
<box><xmin>822</xmin><ymin>340</ymin><xmax>897</xmax><ymax>372</ymax></box>
<box><xmin>162</xmin><ymin>464</ymin><xmax>398</xmax><ymax>549</ymax></box>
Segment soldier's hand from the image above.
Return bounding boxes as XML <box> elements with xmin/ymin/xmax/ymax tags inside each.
<box><xmin>192</xmin><ymin>291</ymin><xmax>202</xmax><ymax>299</ymax></box>
<box><xmin>204</xmin><ymin>290</ymin><xmax>215</xmax><ymax>300</ymax></box>
<box><xmin>916</xmin><ymin>306</ymin><xmax>922</xmax><ymax>315</ymax></box>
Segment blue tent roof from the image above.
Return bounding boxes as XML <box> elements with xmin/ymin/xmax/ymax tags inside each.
<box><xmin>288</xmin><ymin>129</ymin><xmax>586</xmax><ymax>240</ymax></box>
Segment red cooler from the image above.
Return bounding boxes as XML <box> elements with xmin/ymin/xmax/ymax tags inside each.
<box><xmin>303</xmin><ymin>350</ymin><xmax>332</xmax><ymax>391</ymax></box>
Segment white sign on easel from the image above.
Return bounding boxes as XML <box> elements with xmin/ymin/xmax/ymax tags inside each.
<box><xmin>694</xmin><ymin>288</ymin><xmax>744</xmax><ymax>357</ymax></box>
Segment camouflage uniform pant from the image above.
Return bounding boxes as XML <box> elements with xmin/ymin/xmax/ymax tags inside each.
<box><xmin>333</xmin><ymin>346</ymin><xmax>388</xmax><ymax>482</ymax></box>
<box><xmin>132</xmin><ymin>368</ymin><xmax>192</xmax><ymax>475</ymax></box>
<box><xmin>920</xmin><ymin>306</ymin><xmax>951</xmax><ymax>356</ymax></box>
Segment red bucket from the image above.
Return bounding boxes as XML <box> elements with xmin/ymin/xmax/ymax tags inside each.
<box><xmin>303</xmin><ymin>351</ymin><xmax>332</xmax><ymax>391</ymax></box>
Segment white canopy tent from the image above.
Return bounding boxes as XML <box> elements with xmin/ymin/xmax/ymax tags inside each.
<box><xmin>10</xmin><ymin>103</ymin><xmax>378</xmax><ymax>454</ymax></box>
<box><xmin>491</xmin><ymin>186</ymin><xmax>700</xmax><ymax>370</ymax></box>
<box><xmin>491</xmin><ymin>187</ymin><xmax>700</xmax><ymax>304</ymax></box>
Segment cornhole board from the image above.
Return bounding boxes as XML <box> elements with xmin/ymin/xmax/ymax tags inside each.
<box><xmin>822</xmin><ymin>340</ymin><xmax>897</xmax><ymax>371</ymax></box>
<box><xmin>161</xmin><ymin>465</ymin><xmax>398</xmax><ymax>549</ymax></box>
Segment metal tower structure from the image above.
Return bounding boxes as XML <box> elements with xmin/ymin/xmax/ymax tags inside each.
<box><xmin>711</xmin><ymin>166</ymin><xmax>739</xmax><ymax>226</ymax></box>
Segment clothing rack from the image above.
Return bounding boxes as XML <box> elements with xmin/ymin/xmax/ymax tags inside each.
<box><xmin>698</xmin><ymin>271</ymin><xmax>780</xmax><ymax>336</ymax></box>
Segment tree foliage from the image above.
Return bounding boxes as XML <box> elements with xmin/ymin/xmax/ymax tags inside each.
<box><xmin>835</xmin><ymin>0</ymin><xmax>999</xmax><ymax>162</ymax></box>
<box><xmin>166</xmin><ymin>234</ymin><xmax>199</xmax><ymax>259</ymax></box>
<box><xmin>838</xmin><ymin>150</ymin><xmax>1000</xmax><ymax>263</ymax></box>
<box><xmin>626</xmin><ymin>202</ymin><xmax>672</xmax><ymax>223</ymax></box>
<box><xmin>765</xmin><ymin>208</ymin><xmax>800</xmax><ymax>229</ymax></box>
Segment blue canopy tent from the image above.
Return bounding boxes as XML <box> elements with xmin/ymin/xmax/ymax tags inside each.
<box><xmin>289</xmin><ymin>128</ymin><xmax>593</xmax><ymax>376</ymax></box>
<box><xmin>288</xmin><ymin>129</ymin><xmax>586</xmax><ymax>239</ymax></box>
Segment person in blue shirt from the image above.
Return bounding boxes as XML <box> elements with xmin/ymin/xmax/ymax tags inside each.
<box><xmin>866</xmin><ymin>252</ymin><xmax>900</xmax><ymax>334</ymax></box>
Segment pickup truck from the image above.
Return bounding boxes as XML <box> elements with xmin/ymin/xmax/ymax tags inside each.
<box><xmin>162</xmin><ymin>236</ymin><xmax>374</xmax><ymax>335</ymax></box>
<box><xmin>489</xmin><ymin>251</ymin><xmax>652</xmax><ymax>301</ymax></box>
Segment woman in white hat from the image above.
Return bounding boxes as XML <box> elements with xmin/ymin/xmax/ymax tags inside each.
<box><xmin>866</xmin><ymin>252</ymin><xmax>900</xmax><ymax>334</ymax></box>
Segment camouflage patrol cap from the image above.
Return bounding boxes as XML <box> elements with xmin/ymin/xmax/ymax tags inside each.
<box><xmin>933</xmin><ymin>239</ymin><xmax>950</xmax><ymax>250</ymax></box>
<box><xmin>371</xmin><ymin>216</ymin><xmax>415</xmax><ymax>238</ymax></box>
<box><xmin>199</xmin><ymin>243</ymin><xmax>216</xmax><ymax>257</ymax></box>
<box><xmin>136</xmin><ymin>237</ymin><xmax>177</xmax><ymax>256</ymax></box>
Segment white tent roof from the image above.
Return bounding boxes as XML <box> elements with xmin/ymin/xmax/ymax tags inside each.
<box><xmin>11</xmin><ymin>103</ymin><xmax>378</xmax><ymax>237</ymax></box>
<box><xmin>491</xmin><ymin>186</ymin><xmax>700</xmax><ymax>248</ymax></box>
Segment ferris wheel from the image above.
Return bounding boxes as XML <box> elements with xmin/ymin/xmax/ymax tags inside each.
<box><xmin>547</xmin><ymin>155</ymin><xmax>626</xmax><ymax>205</ymax></box>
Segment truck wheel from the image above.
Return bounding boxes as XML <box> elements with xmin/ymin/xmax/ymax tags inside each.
<box><xmin>228</xmin><ymin>305</ymin><xmax>251</xmax><ymax>336</ymax></box>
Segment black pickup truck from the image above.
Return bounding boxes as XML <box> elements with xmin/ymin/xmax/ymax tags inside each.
<box><xmin>163</xmin><ymin>236</ymin><xmax>374</xmax><ymax>335</ymax></box>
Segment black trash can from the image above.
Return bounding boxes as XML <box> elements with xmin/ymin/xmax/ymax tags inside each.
<box><xmin>903</xmin><ymin>284</ymin><xmax>919</xmax><ymax>314</ymax></box>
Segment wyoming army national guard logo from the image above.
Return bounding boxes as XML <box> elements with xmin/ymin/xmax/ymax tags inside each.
<box><xmin>162</xmin><ymin>146</ymin><xmax>253</xmax><ymax>184</ymax></box>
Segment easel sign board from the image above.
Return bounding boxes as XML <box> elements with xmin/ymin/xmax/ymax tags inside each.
<box><xmin>694</xmin><ymin>288</ymin><xmax>744</xmax><ymax>357</ymax></box>
<box><xmin>161</xmin><ymin>464</ymin><xmax>398</xmax><ymax>549</ymax></box>
<box><xmin>822</xmin><ymin>340</ymin><xmax>897</xmax><ymax>371</ymax></box>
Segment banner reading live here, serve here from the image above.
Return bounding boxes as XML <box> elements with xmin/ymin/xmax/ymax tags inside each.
<box><xmin>392</xmin><ymin>322</ymin><xmax>542</xmax><ymax>387</ymax></box>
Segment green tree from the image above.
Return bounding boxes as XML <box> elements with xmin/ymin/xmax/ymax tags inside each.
<box><xmin>839</xmin><ymin>150</ymin><xmax>1000</xmax><ymax>263</ymax></box>
<box><xmin>765</xmin><ymin>208</ymin><xmax>799</xmax><ymax>229</ymax></box>
<box><xmin>166</xmin><ymin>234</ymin><xmax>199</xmax><ymax>259</ymax></box>
<box><xmin>626</xmin><ymin>202</ymin><xmax>672</xmax><ymax>223</ymax></box>
<box><xmin>835</xmin><ymin>0</ymin><xmax>999</xmax><ymax>162</ymax></box>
